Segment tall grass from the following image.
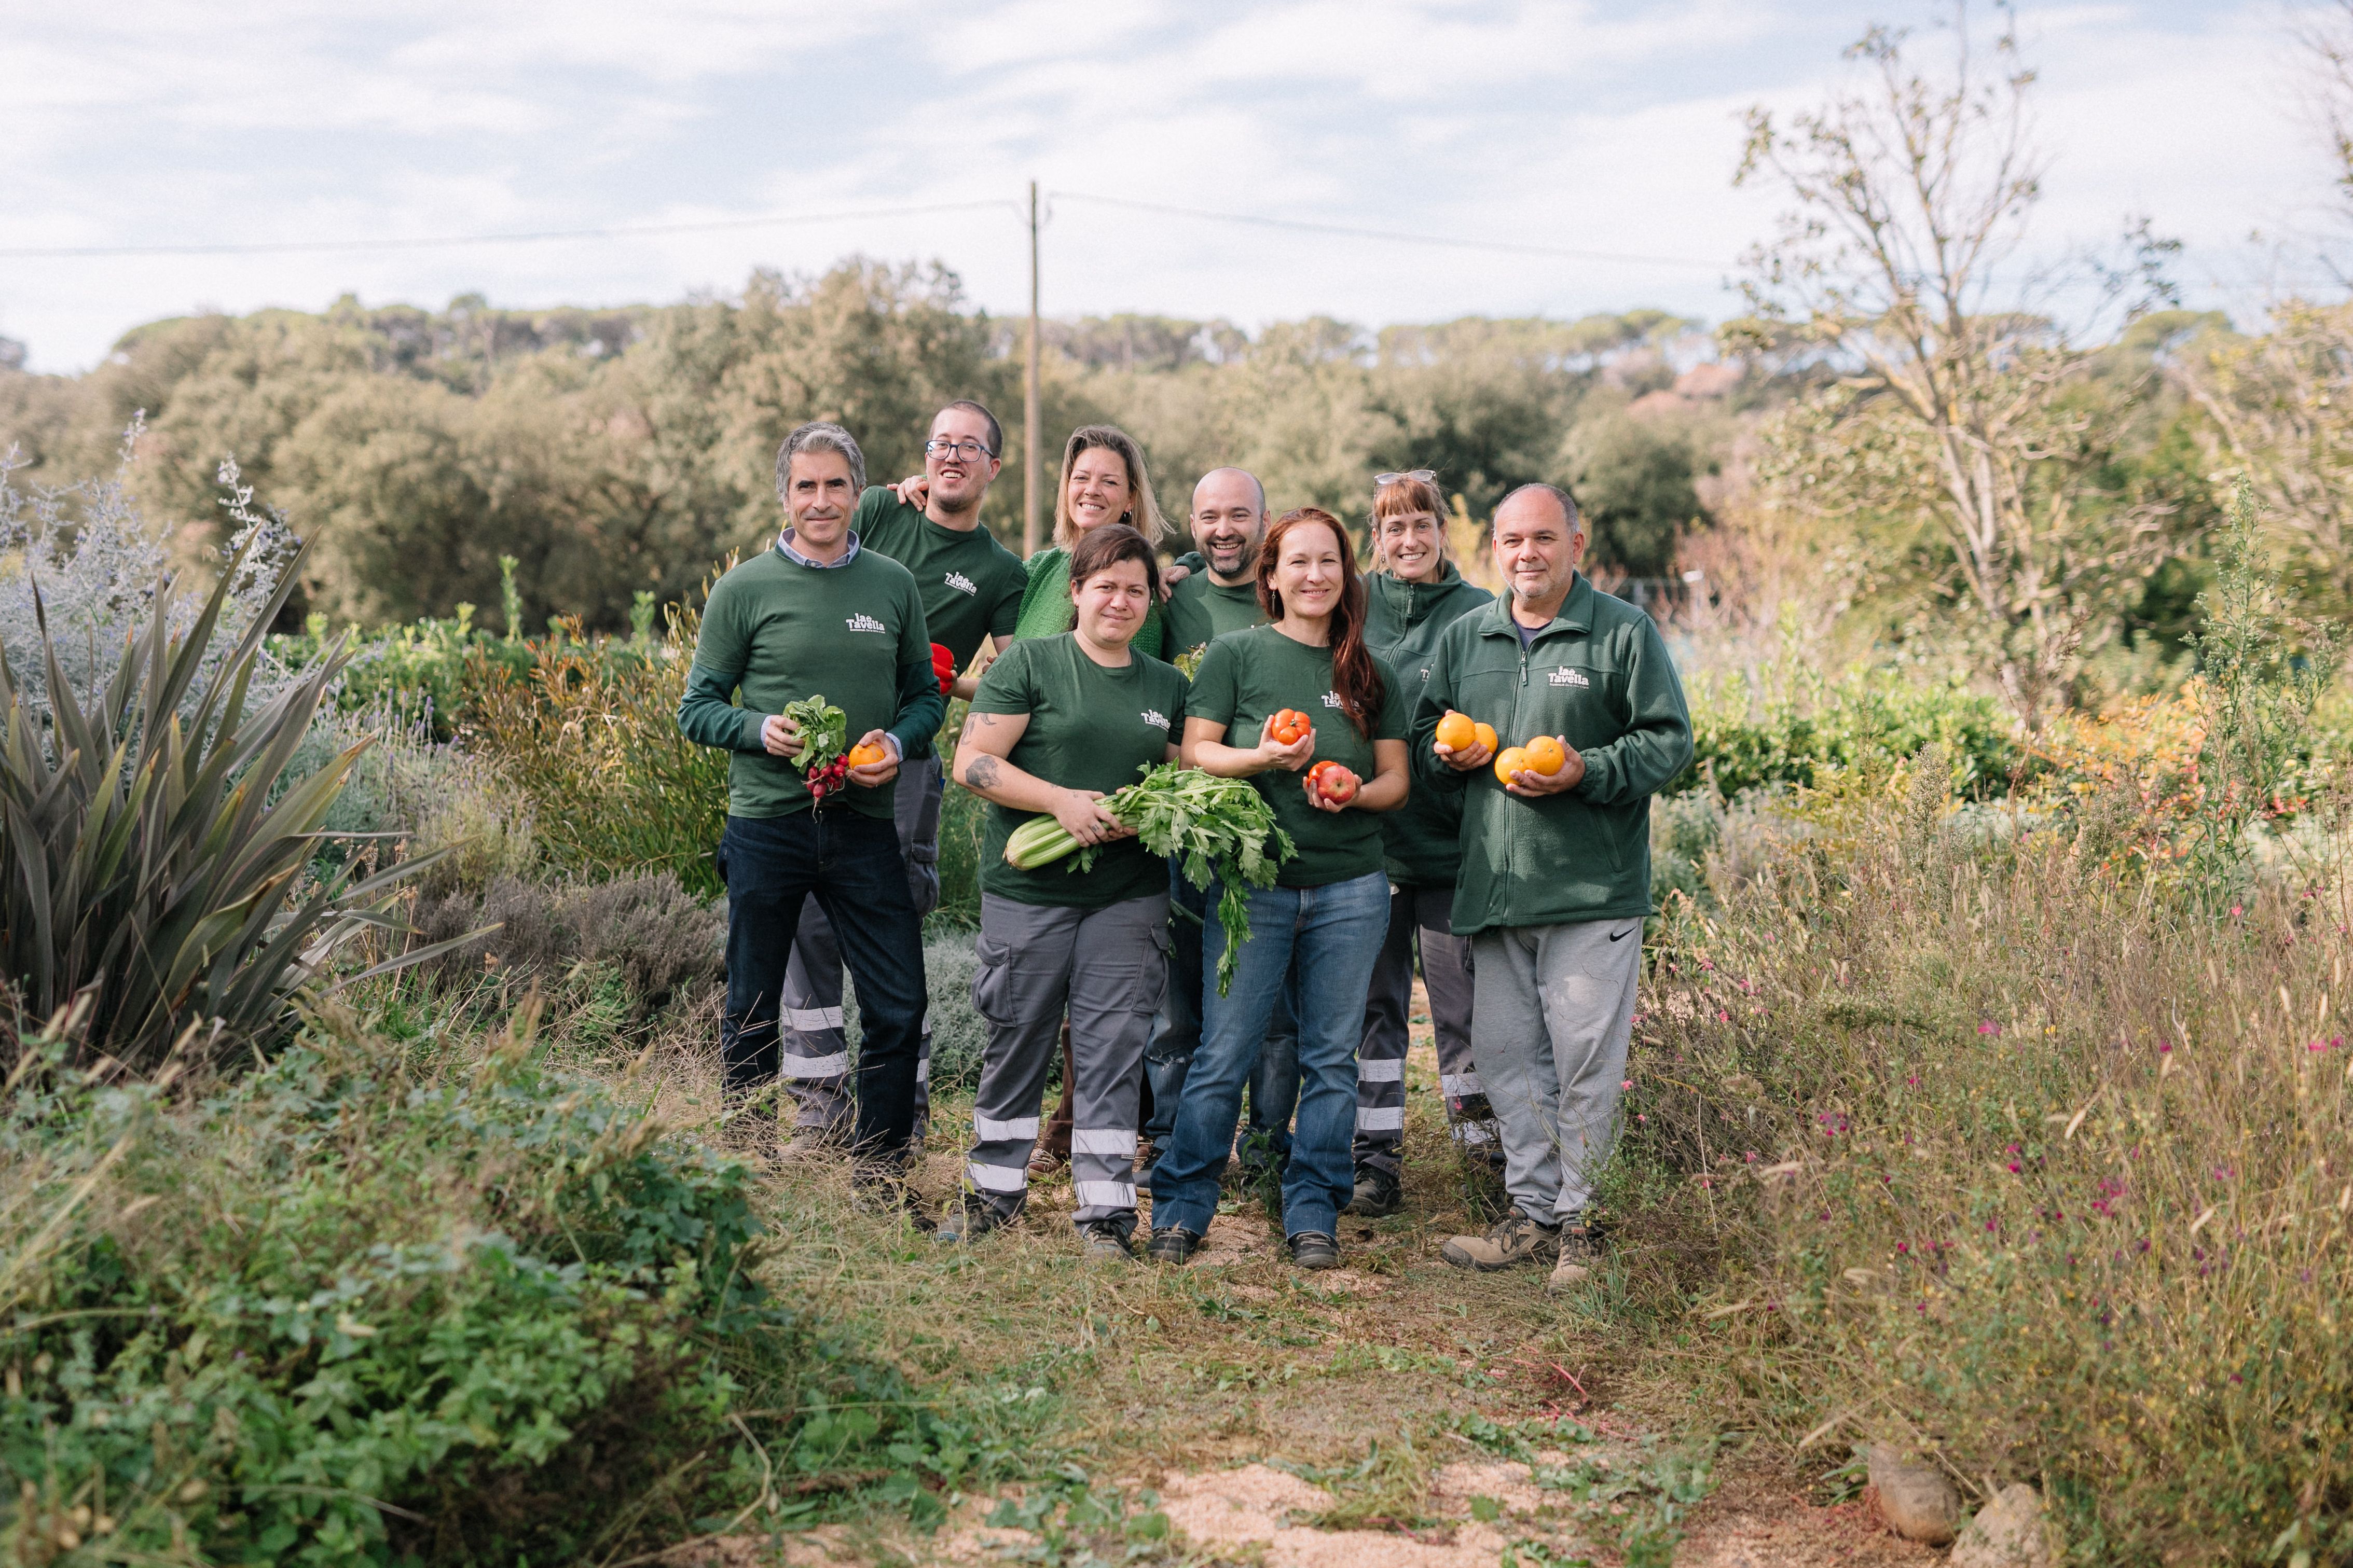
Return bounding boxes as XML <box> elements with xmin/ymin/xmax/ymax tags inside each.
<box><xmin>1622</xmin><ymin>749</ymin><xmax>2353</xmax><ymax>1561</ymax></box>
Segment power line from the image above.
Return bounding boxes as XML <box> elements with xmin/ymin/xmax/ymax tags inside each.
<box><xmin>0</xmin><ymin>199</ymin><xmax>1017</xmax><ymax>259</ymax></box>
<box><xmin>1048</xmin><ymin>190</ymin><xmax>1725</xmax><ymax>271</ymax></box>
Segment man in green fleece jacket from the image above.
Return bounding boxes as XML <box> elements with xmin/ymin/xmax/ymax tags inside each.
<box><xmin>1409</xmin><ymin>483</ymin><xmax>1692</xmax><ymax>1293</ymax></box>
<box><xmin>678</xmin><ymin>421</ymin><xmax>945</xmax><ymax>1190</ymax></box>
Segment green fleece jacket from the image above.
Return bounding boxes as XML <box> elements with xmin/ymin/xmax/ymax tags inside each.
<box><xmin>1366</xmin><ymin>564</ymin><xmax>1494</xmax><ymax>887</ymax></box>
<box><xmin>1409</xmin><ymin>574</ymin><xmax>1693</xmax><ymax>934</ymax></box>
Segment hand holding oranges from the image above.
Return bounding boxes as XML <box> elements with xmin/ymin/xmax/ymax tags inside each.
<box><xmin>1432</xmin><ymin>710</ymin><xmax>1498</xmax><ymax>772</ymax></box>
<box><xmin>1494</xmin><ymin>733</ymin><xmax>1582</xmax><ymax>795</ymax></box>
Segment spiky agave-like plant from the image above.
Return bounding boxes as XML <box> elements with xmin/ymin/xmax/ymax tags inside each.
<box><xmin>0</xmin><ymin>540</ymin><xmax>449</xmax><ymax>1072</ymax></box>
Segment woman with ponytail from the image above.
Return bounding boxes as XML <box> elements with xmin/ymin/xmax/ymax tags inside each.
<box><xmin>1150</xmin><ymin>508</ymin><xmax>1408</xmax><ymax>1272</ymax></box>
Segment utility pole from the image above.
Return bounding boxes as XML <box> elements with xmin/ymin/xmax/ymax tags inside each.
<box><xmin>1023</xmin><ymin>179</ymin><xmax>1042</xmax><ymax>559</ymax></box>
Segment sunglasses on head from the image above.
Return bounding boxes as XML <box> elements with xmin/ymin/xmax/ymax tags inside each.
<box><xmin>1374</xmin><ymin>469</ymin><xmax>1437</xmax><ymax>487</ymax></box>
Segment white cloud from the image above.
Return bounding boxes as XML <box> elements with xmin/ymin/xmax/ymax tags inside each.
<box><xmin>0</xmin><ymin>0</ymin><xmax>2332</xmax><ymax>371</ymax></box>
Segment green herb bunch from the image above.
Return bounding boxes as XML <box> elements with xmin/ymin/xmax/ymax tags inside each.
<box><xmin>1003</xmin><ymin>763</ymin><xmax>1294</xmax><ymax>994</ymax></box>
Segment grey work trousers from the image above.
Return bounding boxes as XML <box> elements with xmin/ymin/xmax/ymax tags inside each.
<box><xmin>1354</xmin><ymin>882</ymin><xmax>1495</xmax><ymax>1177</ymax></box>
<box><xmin>966</xmin><ymin>891</ymin><xmax>1169</xmax><ymax>1233</ymax></box>
<box><xmin>779</xmin><ymin>756</ymin><xmax>942</xmax><ymax>1135</ymax></box>
<box><xmin>1468</xmin><ymin>918</ymin><xmax>1643</xmax><ymax>1225</ymax></box>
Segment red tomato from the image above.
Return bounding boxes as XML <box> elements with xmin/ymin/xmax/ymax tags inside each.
<box><xmin>1270</xmin><ymin>708</ymin><xmax>1311</xmax><ymax>746</ymax></box>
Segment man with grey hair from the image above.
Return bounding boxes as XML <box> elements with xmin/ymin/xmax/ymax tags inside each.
<box><xmin>1409</xmin><ymin>481</ymin><xmax>1692</xmax><ymax>1293</ymax></box>
<box><xmin>679</xmin><ymin>421</ymin><xmax>945</xmax><ymax>1198</ymax></box>
<box><xmin>775</xmin><ymin>400</ymin><xmax>1027</xmax><ymax>1149</ymax></box>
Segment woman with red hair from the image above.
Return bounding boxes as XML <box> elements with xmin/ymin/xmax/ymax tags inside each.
<box><xmin>1151</xmin><ymin>508</ymin><xmax>1409</xmax><ymax>1271</ymax></box>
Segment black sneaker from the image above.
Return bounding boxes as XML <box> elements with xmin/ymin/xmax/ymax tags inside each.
<box><xmin>1078</xmin><ymin>1219</ymin><xmax>1135</xmax><ymax>1261</ymax></box>
<box><xmin>1287</xmin><ymin>1231</ymin><xmax>1340</xmax><ymax>1270</ymax></box>
<box><xmin>1344</xmin><ymin>1166</ymin><xmax>1402</xmax><ymax>1217</ymax></box>
<box><xmin>1146</xmin><ymin>1225</ymin><xmax>1201</xmax><ymax>1264</ymax></box>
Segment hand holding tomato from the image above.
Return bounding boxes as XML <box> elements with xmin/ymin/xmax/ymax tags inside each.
<box><xmin>1432</xmin><ymin>707</ymin><xmax>1495</xmax><ymax>772</ymax></box>
<box><xmin>1259</xmin><ymin>709</ymin><xmax>1316</xmax><ymax>772</ymax></box>
<box><xmin>845</xmin><ymin>731</ymin><xmax>899</xmax><ymax>788</ymax></box>
<box><xmin>1303</xmin><ymin>759</ymin><xmax>1360</xmax><ymax>813</ymax></box>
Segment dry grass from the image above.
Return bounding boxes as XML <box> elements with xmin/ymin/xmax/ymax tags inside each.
<box><xmin>1619</xmin><ymin>755</ymin><xmax>2353</xmax><ymax>1562</ymax></box>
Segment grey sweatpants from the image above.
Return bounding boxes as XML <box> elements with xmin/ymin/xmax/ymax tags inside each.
<box><xmin>967</xmin><ymin>891</ymin><xmax>1168</xmax><ymax>1233</ymax></box>
<box><xmin>1468</xmin><ymin>918</ymin><xmax>1643</xmax><ymax>1224</ymax></box>
<box><xmin>780</xmin><ymin>756</ymin><xmax>942</xmax><ymax>1135</ymax></box>
<box><xmin>1355</xmin><ymin>882</ymin><xmax>1494</xmax><ymax>1177</ymax></box>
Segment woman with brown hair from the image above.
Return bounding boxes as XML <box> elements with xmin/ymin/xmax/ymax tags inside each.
<box><xmin>943</xmin><ymin>524</ymin><xmax>1188</xmax><ymax>1259</ymax></box>
<box><xmin>1011</xmin><ymin>426</ymin><xmax>1174</xmax><ymax>654</ymax></box>
<box><xmin>1149</xmin><ymin>507</ymin><xmax>1409</xmax><ymax>1271</ymax></box>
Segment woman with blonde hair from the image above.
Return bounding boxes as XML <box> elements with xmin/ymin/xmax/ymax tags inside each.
<box><xmin>1011</xmin><ymin>425</ymin><xmax>1173</xmax><ymax>654</ymax></box>
<box><xmin>1345</xmin><ymin>469</ymin><xmax>1499</xmax><ymax>1217</ymax></box>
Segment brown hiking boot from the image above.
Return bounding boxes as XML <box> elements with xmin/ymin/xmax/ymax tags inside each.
<box><xmin>1440</xmin><ymin>1210</ymin><xmax>1560</xmax><ymax>1272</ymax></box>
<box><xmin>1546</xmin><ymin>1225</ymin><xmax>1601</xmax><ymax>1293</ymax></box>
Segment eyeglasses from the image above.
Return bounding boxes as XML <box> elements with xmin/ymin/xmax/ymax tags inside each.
<box><xmin>926</xmin><ymin>438</ymin><xmax>996</xmax><ymax>460</ymax></box>
<box><xmin>1374</xmin><ymin>469</ymin><xmax>1436</xmax><ymax>487</ymax></box>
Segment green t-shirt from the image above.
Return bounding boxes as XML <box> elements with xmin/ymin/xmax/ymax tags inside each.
<box><xmin>678</xmin><ymin>541</ymin><xmax>934</xmax><ymax>822</ymax></box>
<box><xmin>1185</xmin><ymin>624</ymin><xmax>1408</xmax><ymax>889</ymax></box>
<box><xmin>1161</xmin><ymin>569</ymin><xmax>1266</xmax><ymax>663</ymax></box>
<box><xmin>1012</xmin><ymin>547</ymin><xmax>1165</xmax><ymax>659</ymax></box>
<box><xmin>970</xmin><ymin>635</ymin><xmax>1190</xmax><ymax>908</ymax></box>
<box><xmin>851</xmin><ymin>488</ymin><xmax>1027</xmax><ymax>669</ymax></box>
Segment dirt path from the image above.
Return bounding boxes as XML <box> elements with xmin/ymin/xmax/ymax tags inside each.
<box><xmin>727</xmin><ymin>990</ymin><xmax>1944</xmax><ymax>1567</ymax></box>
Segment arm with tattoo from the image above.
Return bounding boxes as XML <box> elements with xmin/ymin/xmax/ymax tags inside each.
<box><xmin>951</xmin><ymin>706</ymin><xmax>1131</xmax><ymax>847</ymax></box>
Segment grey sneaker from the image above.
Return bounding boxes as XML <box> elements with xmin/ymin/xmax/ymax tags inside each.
<box><xmin>1288</xmin><ymin>1231</ymin><xmax>1340</xmax><ymax>1270</ymax></box>
<box><xmin>1344</xmin><ymin>1166</ymin><xmax>1402</xmax><ymax>1217</ymax></box>
<box><xmin>1146</xmin><ymin>1225</ymin><xmax>1201</xmax><ymax>1264</ymax></box>
<box><xmin>1078</xmin><ymin>1219</ymin><xmax>1135</xmax><ymax>1261</ymax></box>
<box><xmin>1439</xmin><ymin>1210</ymin><xmax>1560</xmax><ymax>1271</ymax></box>
<box><xmin>934</xmin><ymin>1202</ymin><xmax>1009</xmax><ymax>1245</ymax></box>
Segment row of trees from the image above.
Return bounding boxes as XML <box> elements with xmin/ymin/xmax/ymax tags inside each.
<box><xmin>8</xmin><ymin>4</ymin><xmax>2353</xmax><ymax>729</ymax></box>
<box><xmin>0</xmin><ymin>272</ymin><xmax>1721</xmax><ymax>635</ymax></box>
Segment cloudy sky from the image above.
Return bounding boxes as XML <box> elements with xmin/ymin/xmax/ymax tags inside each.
<box><xmin>1</xmin><ymin>0</ymin><xmax>2338</xmax><ymax>372</ymax></box>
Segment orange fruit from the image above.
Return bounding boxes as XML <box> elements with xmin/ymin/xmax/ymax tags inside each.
<box><xmin>1434</xmin><ymin>710</ymin><xmax>1476</xmax><ymax>750</ymax></box>
<box><xmin>1523</xmin><ymin>735</ymin><xmax>1566</xmax><ymax>775</ymax></box>
<box><xmin>846</xmin><ymin>741</ymin><xmax>888</xmax><ymax>769</ymax></box>
<box><xmin>1474</xmin><ymin>721</ymin><xmax>1498</xmax><ymax>753</ymax></box>
<box><xmin>1493</xmin><ymin>746</ymin><xmax>1530</xmax><ymax>785</ymax></box>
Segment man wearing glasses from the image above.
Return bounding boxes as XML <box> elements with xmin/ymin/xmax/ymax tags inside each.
<box><xmin>776</xmin><ymin>400</ymin><xmax>1028</xmax><ymax>1148</ymax></box>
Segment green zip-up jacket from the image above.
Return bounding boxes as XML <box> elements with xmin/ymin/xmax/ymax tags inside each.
<box><xmin>1365</xmin><ymin>564</ymin><xmax>1493</xmax><ymax>887</ymax></box>
<box><xmin>1410</xmin><ymin>574</ymin><xmax>1692</xmax><ymax>935</ymax></box>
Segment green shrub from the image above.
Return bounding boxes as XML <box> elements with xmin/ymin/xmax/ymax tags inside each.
<box><xmin>458</xmin><ymin>611</ymin><xmax>727</xmax><ymax>896</ymax></box>
<box><xmin>0</xmin><ymin>1002</ymin><xmax>967</xmax><ymax>1565</ymax></box>
<box><xmin>1679</xmin><ymin>665</ymin><xmax>2022</xmax><ymax>799</ymax></box>
<box><xmin>269</xmin><ymin>607</ymin><xmax>530</xmax><ymax>740</ymax></box>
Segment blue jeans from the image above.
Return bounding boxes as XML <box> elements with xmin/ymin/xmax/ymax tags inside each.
<box><xmin>1145</xmin><ymin>863</ymin><xmax>1299</xmax><ymax>1149</ymax></box>
<box><xmin>1151</xmin><ymin>871</ymin><xmax>1389</xmax><ymax>1240</ymax></box>
<box><xmin>717</xmin><ymin>810</ymin><xmax>927</xmax><ymax>1162</ymax></box>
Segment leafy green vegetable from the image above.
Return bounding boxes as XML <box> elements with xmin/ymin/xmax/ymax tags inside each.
<box><xmin>781</xmin><ymin>693</ymin><xmax>848</xmax><ymax>774</ymax></box>
<box><xmin>1001</xmin><ymin>764</ymin><xmax>1295</xmax><ymax>994</ymax></box>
